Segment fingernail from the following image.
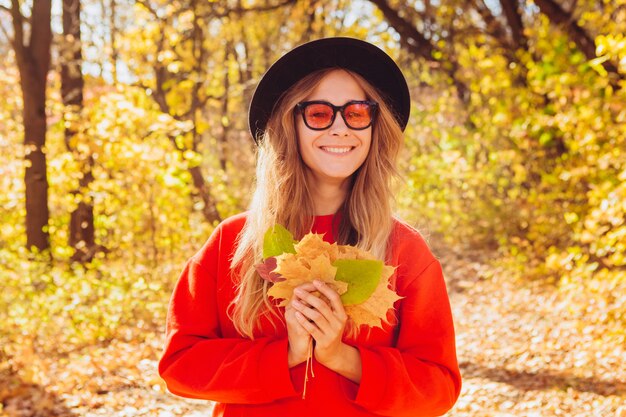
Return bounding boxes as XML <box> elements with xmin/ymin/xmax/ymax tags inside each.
<box><xmin>314</xmin><ymin>280</ymin><xmax>324</xmax><ymax>286</ymax></box>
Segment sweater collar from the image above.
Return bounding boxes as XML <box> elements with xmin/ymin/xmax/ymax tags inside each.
<box><xmin>311</xmin><ymin>212</ymin><xmax>342</xmax><ymax>243</ymax></box>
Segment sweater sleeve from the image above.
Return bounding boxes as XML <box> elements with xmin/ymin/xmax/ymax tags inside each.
<box><xmin>341</xmin><ymin>260</ymin><xmax>461</xmax><ymax>416</ymax></box>
<box><xmin>158</xmin><ymin>226</ymin><xmax>298</xmax><ymax>403</ymax></box>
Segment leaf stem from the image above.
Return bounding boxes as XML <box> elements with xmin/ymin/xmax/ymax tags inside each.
<box><xmin>302</xmin><ymin>337</ymin><xmax>314</xmax><ymax>399</ymax></box>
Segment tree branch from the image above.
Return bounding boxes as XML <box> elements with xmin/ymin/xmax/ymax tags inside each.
<box><xmin>499</xmin><ymin>0</ymin><xmax>527</xmax><ymax>51</ymax></box>
<box><xmin>471</xmin><ymin>0</ymin><xmax>510</xmax><ymax>48</ymax></box>
<box><xmin>10</xmin><ymin>0</ymin><xmax>24</xmax><ymax>51</ymax></box>
<box><xmin>368</xmin><ymin>0</ymin><xmax>435</xmax><ymax>61</ymax></box>
<box><xmin>226</xmin><ymin>0</ymin><xmax>297</xmax><ymax>16</ymax></box>
<box><xmin>368</xmin><ymin>0</ymin><xmax>474</xmax><ymax>104</ymax></box>
<box><xmin>134</xmin><ymin>0</ymin><xmax>160</xmax><ymax>19</ymax></box>
<box><xmin>534</xmin><ymin>0</ymin><xmax>622</xmax><ymax>80</ymax></box>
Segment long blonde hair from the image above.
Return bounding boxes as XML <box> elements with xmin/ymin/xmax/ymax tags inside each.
<box><xmin>230</xmin><ymin>68</ymin><xmax>405</xmax><ymax>338</ymax></box>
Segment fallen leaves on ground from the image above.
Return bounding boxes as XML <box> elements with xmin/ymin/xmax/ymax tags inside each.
<box><xmin>0</xmin><ymin>333</ymin><xmax>213</xmax><ymax>417</ymax></box>
<box><xmin>434</xmin><ymin>242</ymin><xmax>626</xmax><ymax>417</ymax></box>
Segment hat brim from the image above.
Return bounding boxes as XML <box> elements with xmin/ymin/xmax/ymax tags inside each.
<box><xmin>248</xmin><ymin>37</ymin><xmax>410</xmax><ymax>143</ymax></box>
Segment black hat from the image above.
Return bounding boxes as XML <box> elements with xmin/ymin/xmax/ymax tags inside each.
<box><xmin>248</xmin><ymin>37</ymin><xmax>410</xmax><ymax>143</ymax></box>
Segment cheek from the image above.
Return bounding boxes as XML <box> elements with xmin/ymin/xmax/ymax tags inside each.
<box><xmin>295</xmin><ymin>122</ymin><xmax>304</xmax><ymax>146</ymax></box>
<box><xmin>360</xmin><ymin>133</ymin><xmax>373</xmax><ymax>157</ymax></box>
<box><xmin>296</xmin><ymin>122</ymin><xmax>315</xmax><ymax>165</ymax></box>
<box><xmin>295</xmin><ymin>123</ymin><xmax>306</xmax><ymax>153</ymax></box>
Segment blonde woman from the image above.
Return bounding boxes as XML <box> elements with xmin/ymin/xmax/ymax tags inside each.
<box><xmin>159</xmin><ymin>37</ymin><xmax>461</xmax><ymax>416</ymax></box>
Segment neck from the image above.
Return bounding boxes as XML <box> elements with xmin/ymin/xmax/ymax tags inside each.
<box><xmin>308</xmin><ymin>176</ymin><xmax>351</xmax><ymax>216</ymax></box>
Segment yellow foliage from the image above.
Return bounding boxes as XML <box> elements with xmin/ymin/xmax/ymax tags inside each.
<box><xmin>1</xmin><ymin>0</ymin><xmax>625</xmax><ymax>371</ymax></box>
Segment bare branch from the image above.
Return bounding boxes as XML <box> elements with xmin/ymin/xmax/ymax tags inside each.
<box><xmin>368</xmin><ymin>0</ymin><xmax>435</xmax><ymax>61</ymax></box>
<box><xmin>10</xmin><ymin>0</ymin><xmax>23</xmax><ymax>57</ymax></box>
<box><xmin>134</xmin><ymin>0</ymin><xmax>161</xmax><ymax>20</ymax></box>
<box><xmin>471</xmin><ymin>0</ymin><xmax>510</xmax><ymax>47</ymax></box>
<box><xmin>499</xmin><ymin>0</ymin><xmax>527</xmax><ymax>50</ymax></box>
<box><xmin>368</xmin><ymin>0</ymin><xmax>474</xmax><ymax>104</ymax></box>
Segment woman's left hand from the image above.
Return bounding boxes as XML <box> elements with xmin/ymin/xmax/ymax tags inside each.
<box><xmin>291</xmin><ymin>280</ymin><xmax>349</xmax><ymax>367</ymax></box>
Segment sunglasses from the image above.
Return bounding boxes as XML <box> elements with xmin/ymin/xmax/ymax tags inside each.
<box><xmin>295</xmin><ymin>100</ymin><xmax>378</xmax><ymax>131</ymax></box>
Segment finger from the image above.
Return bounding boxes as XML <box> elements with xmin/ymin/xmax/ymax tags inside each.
<box><xmin>291</xmin><ymin>298</ymin><xmax>329</xmax><ymax>326</ymax></box>
<box><xmin>294</xmin><ymin>288</ymin><xmax>333</xmax><ymax>318</ymax></box>
<box><xmin>293</xmin><ymin>300</ymin><xmax>341</xmax><ymax>339</ymax></box>
<box><xmin>291</xmin><ymin>284</ymin><xmax>319</xmax><ymax>307</ymax></box>
<box><xmin>313</xmin><ymin>280</ymin><xmax>347</xmax><ymax>319</ymax></box>
<box><xmin>285</xmin><ymin>306</ymin><xmax>310</xmax><ymax>334</ymax></box>
<box><xmin>295</xmin><ymin>311</ymin><xmax>322</xmax><ymax>338</ymax></box>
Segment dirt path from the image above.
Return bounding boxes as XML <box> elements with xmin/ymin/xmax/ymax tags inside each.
<box><xmin>2</xmin><ymin>247</ymin><xmax>624</xmax><ymax>416</ymax></box>
<box><xmin>437</xmin><ymin>245</ymin><xmax>625</xmax><ymax>417</ymax></box>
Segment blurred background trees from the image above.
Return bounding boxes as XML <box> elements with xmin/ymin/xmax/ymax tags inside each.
<box><xmin>0</xmin><ymin>0</ymin><xmax>624</xmax><ymax>364</ymax></box>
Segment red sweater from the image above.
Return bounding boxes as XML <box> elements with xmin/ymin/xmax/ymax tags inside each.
<box><xmin>159</xmin><ymin>213</ymin><xmax>461</xmax><ymax>416</ymax></box>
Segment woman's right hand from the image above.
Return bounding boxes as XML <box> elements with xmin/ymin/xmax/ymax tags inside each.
<box><xmin>285</xmin><ymin>296</ymin><xmax>311</xmax><ymax>368</ymax></box>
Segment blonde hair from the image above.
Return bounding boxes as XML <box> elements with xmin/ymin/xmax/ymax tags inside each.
<box><xmin>230</xmin><ymin>68</ymin><xmax>404</xmax><ymax>338</ymax></box>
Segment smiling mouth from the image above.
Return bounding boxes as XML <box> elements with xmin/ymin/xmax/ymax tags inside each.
<box><xmin>320</xmin><ymin>146</ymin><xmax>354</xmax><ymax>154</ymax></box>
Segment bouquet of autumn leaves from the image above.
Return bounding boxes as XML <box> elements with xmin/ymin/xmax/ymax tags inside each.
<box><xmin>255</xmin><ymin>224</ymin><xmax>401</xmax><ymax>329</ymax></box>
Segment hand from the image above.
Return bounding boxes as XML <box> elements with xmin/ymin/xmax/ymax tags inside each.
<box><xmin>291</xmin><ymin>280</ymin><xmax>349</xmax><ymax>368</ymax></box>
<box><xmin>285</xmin><ymin>296</ymin><xmax>312</xmax><ymax>368</ymax></box>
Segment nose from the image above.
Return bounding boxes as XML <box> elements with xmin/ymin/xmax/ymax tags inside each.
<box><xmin>328</xmin><ymin>111</ymin><xmax>350</xmax><ymax>136</ymax></box>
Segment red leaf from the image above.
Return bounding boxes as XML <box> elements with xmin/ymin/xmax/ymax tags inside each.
<box><xmin>255</xmin><ymin>257</ymin><xmax>285</xmax><ymax>282</ymax></box>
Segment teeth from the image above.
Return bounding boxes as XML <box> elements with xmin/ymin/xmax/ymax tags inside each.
<box><xmin>322</xmin><ymin>147</ymin><xmax>352</xmax><ymax>154</ymax></box>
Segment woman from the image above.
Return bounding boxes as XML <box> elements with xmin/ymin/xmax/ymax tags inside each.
<box><xmin>158</xmin><ymin>37</ymin><xmax>461</xmax><ymax>416</ymax></box>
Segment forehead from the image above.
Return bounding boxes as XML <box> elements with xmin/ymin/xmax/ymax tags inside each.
<box><xmin>305</xmin><ymin>69</ymin><xmax>367</xmax><ymax>102</ymax></box>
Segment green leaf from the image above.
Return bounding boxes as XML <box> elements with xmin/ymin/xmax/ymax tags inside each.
<box><xmin>539</xmin><ymin>131</ymin><xmax>553</xmax><ymax>146</ymax></box>
<box><xmin>263</xmin><ymin>224</ymin><xmax>296</xmax><ymax>259</ymax></box>
<box><xmin>333</xmin><ymin>259</ymin><xmax>382</xmax><ymax>305</ymax></box>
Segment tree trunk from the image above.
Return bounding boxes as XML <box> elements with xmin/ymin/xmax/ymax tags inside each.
<box><xmin>189</xmin><ymin>165</ymin><xmax>222</xmax><ymax>224</ymax></box>
<box><xmin>23</xmin><ymin>89</ymin><xmax>50</xmax><ymax>252</ymax></box>
<box><xmin>61</xmin><ymin>0</ymin><xmax>96</xmax><ymax>263</ymax></box>
<box><xmin>11</xmin><ymin>0</ymin><xmax>53</xmax><ymax>252</ymax></box>
<box><xmin>219</xmin><ymin>41</ymin><xmax>232</xmax><ymax>172</ymax></box>
<box><xmin>68</xmin><ymin>162</ymin><xmax>96</xmax><ymax>262</ymax></box>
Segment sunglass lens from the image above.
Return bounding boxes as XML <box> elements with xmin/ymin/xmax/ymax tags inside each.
<box><xmin>304</xmin><ymin>103</ymin><xmax>334</xmax><ymax>129</ymax></box>
<box><xmin>344</xmin><ymin>103</ymin><xmax>372</xmax><ymax>129</ymax></box>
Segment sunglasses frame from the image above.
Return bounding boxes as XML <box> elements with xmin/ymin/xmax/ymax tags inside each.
<box><xmin>295</xmin><ymin>100</ymin><xmax>379</xmax><ymax>131</ymax></box>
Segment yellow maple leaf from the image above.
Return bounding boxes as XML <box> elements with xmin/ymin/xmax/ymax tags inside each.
<box><xmin>338</xmin><ymin>244</ymin><xmax>376</xmax><ymax>261</ymax></box>
<box><xmin>295</xmin><ymin>233</ymin><xmax>339</xmax><ymax>262</ymax></box>
<box><xmin>269</xmin><ymin>252</ymin><xmax>347</xmax><ymax>307</ymax></box>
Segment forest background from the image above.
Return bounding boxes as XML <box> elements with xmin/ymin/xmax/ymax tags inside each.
<box><xmin>0</xmin><ymin>0</ymin><xmax>625</xmax><ymax>416</ymax></box>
